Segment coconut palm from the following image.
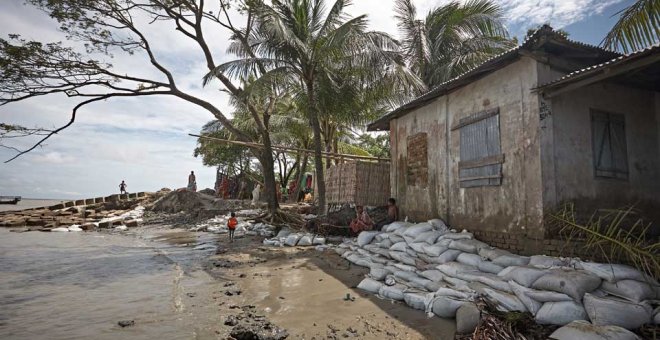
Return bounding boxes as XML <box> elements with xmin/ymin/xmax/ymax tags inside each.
<box><xmin>208</xmin><ymin>0</ymin><xmax>422</xmax><ymax>213</ymax></box>
<box><xmin>395</xmin><ymin>0</ymin><xmax>515</xmax><ymax>88</ymax></box>
<box><xmin>602</xmin><ymin>0</ymin><xmax>660</xmax><ymax>53</ymax></box>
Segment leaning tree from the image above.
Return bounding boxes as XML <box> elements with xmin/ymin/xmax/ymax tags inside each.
<box><xmin>0</xmin><ymin>0</ymin><xmax>287</xmax><ymax>214</ymax></box>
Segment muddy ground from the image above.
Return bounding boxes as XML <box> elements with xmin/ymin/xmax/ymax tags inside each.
<box><xmin>141</xmin><ymin>224</ymin><xmax>455</xmax><ymax>340</ymax></box>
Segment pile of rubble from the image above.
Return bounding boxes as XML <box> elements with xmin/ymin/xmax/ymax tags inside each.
<box><xmin>338</xmin><ymin>220</ymin><xmax>657</xmax><ymax>338</ymax></box>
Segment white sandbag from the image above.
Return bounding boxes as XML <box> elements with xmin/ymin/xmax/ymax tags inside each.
<box><xmin>52</xmin><ymin>227</ymin><xmax>70</xmax><ymax>232</ymax></box>
<box><xmin>394</xmin><ymin>270</ymin><xmax>419</xmax><ymax>282</ymax></box>
<box><xmin>493</xmin><ymin>254</ymin><xmax>530</xmax><ymax>267</ymax></box>
<box><xmin>407</xmin><ymin>276</ymin><xmax>433</xmax><ymax>291</ymax></box>
<box><xmin>549</xmin><ymin>320</ymin><xmax>641</xmax><ymax>340</ymax></box>
<box><xmin>440</xmin><ymin>232</ymin><xmax>473</xmax><ymax>240</ymax></box>
<box><xmin>509</xmin><ymin>280</ymin><xmax>542</xmax><ymax>315</ymax></box>
<box><xmin>453</xmin><ymin>270</ymin><xmax>482</xmax><ymax>282</ymax></box>
<box><xmin>357</xmin><ymin>231</ymin><xmax>380</xmax><ymax>247</ymax></box>
<box><xmin>362</xmin><ymin>244</ymin><xmax>379</xmax><ymax>252</ymax></box>
<box><xmin>275</xmin><ymin>228</ymin><xmax>291</xmax><ymax>238</ymax></box>
<box><xmin>355</xmin><ymin>258</ymin><xmax>372</xmax><ymax>268</ymax></box>
<box><xmin>499</xmin><ymin>266</ymin><xmax>548</xmax><ymax>287</ymax></box>
<box><xmin>456</xmin><ymin>253</ymin><xmax>483</xmax><ymax>267</ymax></box>
<box><xmin>422</xmin><ymin>244</ymin><xmax>448</xmax><ymax>257</ymax></box>
<box><xmin>478</xmin><ymin>261</ymin><xmax>505</xmax><ymax>275</ymax></box>
<box><xmin>379</xmin><ymin>239</ymin><xmax>393</xmax><ymax>249</ymax></box>
<box><xmin>436</xmin><ymin>262</ymin><xmax>477</xmax><ymax>277</ymax></box>
<box><xmin>532</xmin><ymin>269</ymin><xmax>601</xmax><ymax>301</ymax></box>
<box><xmin>536</xmin><ymin>301</ymin><xmax>588</xmax><ymax>326</ymax></box>
<box><xmin>449</xmin><ymin>239</ymin><xmax>488</xmax><ymax>254</ymax></box>
<box><xmin>483</xmin><ymin>287</ymin><xmax>526</xmax><ymax>312</ymax></box>
<box><xmin>478</xmin><ymin>247</ymin><xmax>510</xmax><ymax>261</ymax></box>
<box><xmin>389</xmin><ymin>242</ymin><xmax>409</xmax><ymax>252</ymax></box>
<box><xmin>580</xmin><ymin>262</ymin><xmax>652</xmax><ymax>283</ymax></box>
<box><xmin>474</xmin><ymin>274</ymin><xmax>512</xmax><ymax>293</ymax></box>
<box><xmin>529</xmin><ymin>255</ymin><xmax>566</xmax><ymax>268</ymax></box>
<box><xmin>346</xmin><ymin>254</ymin><xmax>364</xmax><ymax>265</ymax></box>
<box><xmin>284</xmin><ymin>234</ymin><xmax>301</xmax><ymax>246</ymax></box>
<box><xmin>418</xmin><ymin>253</ymin><xmax>442</xmax><ymax>265</ymax></box>
<box><xmin>409</xmin><ymin>242</ymin><xmax>427</xmax><ymax>254</ymax></box>
<box><xmin>583</xmin><ymin>293</ymin><xmax>652</xmax><ymax>329</ymax></box>
<box><xmin>420</xmin><ymin>270</ymin><xmax>444</xmax><ymax>282</ymax></box>
<box><xmin>312</xmin><ymin>236</ymin><xmax>326</xmax><ymax>245</ymax></box>
<box><xmin>431</xmin><ymin>296</ymin><xmax>467</xmax><ymax>318</ymax></box>
<box><xmin>456</xmin><ymin>303</ymin><xmax>480</xmax><ymax>335</ymax></box>
<box><xmin>524</xmin><ymin>289</ymin><xmax>573</xmax><ymax>302</ymax></box>
<box><xmin>601</xmin><ymin>279</ymin><xmax>655</xmax><ymax>302</ymax></box>
<box><xmin>379</xmin><ymin>284</ymin><xmax>407</xmax><ymax>301</ymax></box>
<box><xmin>389</xmin><ymin>234</ymin><xmax>405</xmax><ymax>244</ymax></box>
<box><xmin>436</xmin><ymin>249</ymin><xmax>462</xmax><ymax>264</ymax></box>
<box><xmin>297</xmin><ymin>234</ymin><xmax>313</xmax><ymax>246</ymax></box>
<box><xmin>444</xmin><ymin>276</ymin><xmax>471</xmax><ymax>291</ymax></box>
<box><xmin>356</xmin><ymin>248</ymin><xmax>372</xmax><ymax>257</ymax></box>
<box><xmin>335</xmin><ymin>248</ymin><xmax>349</xmax><ymax>256</ymax></box>
<box><xmin>371</xmin><ymin>256</ymin><xmax>389</xmax><ymax>265</ymax></box>
<box><xmin>384</xmin><ymin>221</ymin><xmax>412</xmax><ymax>233</ymax></box>
<box><xmin>390</xmin><ymin>251</ymin><xmax>417</xmax><ymax>266</ymax></box>
<box><xmin>427</xmin><ymin>218</ymin><xmax>448</xmax><ymax>232</ymax></box>
<box><xmin>405</xmin><ymin>247</ymin><xmax>419</xmax><ymax>258</ymax></box>
<box><xmin>403</xmin><ymin>223</ymin><xmax>434</xmax><ymax>238</ymax></box>
<box><xmin>435</xmin><ymin>287</ymin><xmax>473</xmax><ymax>300</ymax></box>
<box><xmin>374</xmin><ymin>233</ymin><xmax>389</xmax><ymax>242</ymax></box>
<box><xmin>371</xmin><ymin>248</ymin><xmax>390</xmax><ymax>257</ymax></box>
<box><xmin>425</xmin><ymin>281</ymin><xmax>444</xmax><ymax>292</ymax></box>
<box><xmin>435</xmin><ymin>238</ymin><xmax>453</xmax><ymax>247</ymax></box>
<box><xmin>404</xmin><ymin>292</ymin><xmax>433</xmax><ymax>311</ymax></box>
<box><xmin>413</xmin><ymin>230</ymin><xmax>444</xmax><ymax>244</ymax></box>
<box><xmin>357</xmin><ymin>278</ymin><xmax>383</xmax><ymax>294</ymax></box>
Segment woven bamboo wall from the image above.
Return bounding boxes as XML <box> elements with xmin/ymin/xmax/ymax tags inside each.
<box><xmin>326</xmin><ymin>161</ymin><xmax>390</xmax><ymax>206</ymax></box>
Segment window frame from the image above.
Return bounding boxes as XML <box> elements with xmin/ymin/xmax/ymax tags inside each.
<box><xmin>590</xmin><ymin>109</ymin><xmax>629</xmax><ymax>181</ymax></box>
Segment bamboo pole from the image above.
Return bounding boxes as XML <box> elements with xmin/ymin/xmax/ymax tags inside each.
<box><xmin>189</xmin><ymin>134</ymin><xmax>390</xmax><ymax>163</ymax></box>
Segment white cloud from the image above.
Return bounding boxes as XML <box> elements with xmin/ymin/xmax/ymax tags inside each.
<box><xmin>30</xmin><ymin>152</ymin><xmax>76</xmax><ymax>164</ymax></box>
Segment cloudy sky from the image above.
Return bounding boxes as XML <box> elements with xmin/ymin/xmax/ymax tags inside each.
<box><xmin>0</xmin><ymin>0</ymin><xmax>634</xmax><ymax>199</ymax></box>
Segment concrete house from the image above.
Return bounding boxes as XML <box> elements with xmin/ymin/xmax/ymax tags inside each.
<box><xmin>368</xmin><ymin>26</ymin><xmax>660</xmax><ymax>253</ymax></box>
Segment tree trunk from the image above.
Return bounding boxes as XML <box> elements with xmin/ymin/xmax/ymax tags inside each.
<box><xmin>260</xmin><ymin>131</ymin><xmax>279</xmax><ymax>214</ymax></box>
<box><xmin>306</xmin><ymin>81</ymin><xmax>327</xmax><ymax>214</ymax></box>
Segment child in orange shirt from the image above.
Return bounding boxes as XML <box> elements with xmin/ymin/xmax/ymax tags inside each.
<box><xmin>227</xmin><ymin>212</ymin><xmax>238</xmax><ymax>242</ymax></box>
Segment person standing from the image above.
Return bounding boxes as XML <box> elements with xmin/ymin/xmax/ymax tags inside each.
<box><xmin>187</xmin><ymin>171</ymin><xmax>197</xmax><ymax>192</ymax></box>
<box><xmin>119</xmin><ymin>180</ymin><xmax>128</xmax><ymax>194</ymax></box>
<box><xmin>227</xmin><ymin>212</ymin><xmax>238</xmax><ymax>242</ymax></box>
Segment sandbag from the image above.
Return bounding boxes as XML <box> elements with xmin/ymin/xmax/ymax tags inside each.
<box><xmin>580</xmin><ymin>262</ymin><xmax>650</xmax><ymax>283</ymax></box>
<box><xmin>418</xmin><ymin>253</ymin><xmax>442</xmax><ymax>265</ymax></box>
<box><xmin>374</xmin><ymin>232</ymin><xmax>389</xmax><ymax>242</ymax></box>
<box><xmin>509</xmin><ymin>280</ymin><xmax>542</xmax><ymax>315</ymax></box>
<box><xmin>601</xmin><ymin>279</ymin><xmax>655</xmax><ymax>302</ymax></box>
<box><xmin>390</xmin><ymin>242</ymin><xmax>409</xmax><ymax>252</ymax></box>
<box><xmin>499</xmin><ymin>266</ymin><xmax>548</xmax><ymax>287</ymax></box>
<box><xmin>435</xmin><ymin>249</ymin><xmax>462</xmax><ymax>264</ymax></box>
<box><xmin>371</xmin><ymin>248</ymin><xmax>390</xmax><ymax>257</ymax></box>
<box><xmin>420</xmin><ymin>270</ymin><xmax>444</xmax><ymax>282</ymax></box>
<box><xmin>493</xmin><ymin>254</ymin><xmax>530</xmax><ymax>267</ymax></box>
<box><xmin>456</xmin><ymin>303</ymin><xmax>480</xmax><ymax>334</ymax></box>
<box><xmin>436</xmin><ymin>262</ymin><xmax>477</xmax><ymax>277</ymax></box>
<box><xmin>427</xmin><ymin>218</ymin><xmax>448</xmax><ymax>232</ymax></box>
<box><xmin>403</xmin><ymin>223</ymin><xmax>434</xmax><ymax>238</ymax></box>
<box><xmin>297</xmin><ymin>234</ymin><xmax>313</xmax><ymax>246</ymax></box>
<box><xmin>394</xmin><ymin>270</ymin><xmax>419</xmax><ymax>282</ymax></box>
<box><xmin>275</xmin><ymin>228</ymin><xmax>291</xmax><ymax>238</ymax></box>
<box><xmin>524</xmin><ymin>289</ymin><xmax>573</xmax><ymax>302</ymax></box>
<box><xmin>474</xmin><ymin>274</ymin><xmax>512</xmax><ymax>293</ymax></box>
<box><xmin>583</xmin><ymin>293</ymin><xmax>652</xmax><ymax>329</ymax></box>
<box><xmin>536</xmin><ymin>301</ymin><xmax>588</xmax><ymax>326</ymax></box>
<box><xmin>413</xmin><ymin>230</ymin><xmax>443</xmax><ymax>244</ymax></box>
<box><xmin>405</xmin><ymin>247</ymin><xmax>419</xmax><ymax>258</ymax></box>
<box><xmin>335</xmin><ymin>248</ymin><xmax>349</xmax><ymax>256</ymax></box>
<box><xmin>549</xmin><ymin>320</ymin><xmax>641</xmax><ymax>340</ymax></box>
<box><xmin>478</xmin><ymin>261</ymin><xmax>505</xmax><ymax>275</ymax></box>
<box><xmin>478</xmin><ymin>247</ymin><xmax>511</xmax><ymax>261</ymax></box>
<box><xmin>440</xmin><ymin>232</ymin><xmax>473</xmax><ymax>240</ymax></box>
<box><xmin>422</xmin><ymin>244</ymin><xmax>448</xmax><ymax>257</ymax></box>
<box><xmin>425</xmin><ymin>281</ymin><xmax>444</xmax><ymax>292</ymax></box>
<box><xmin>390</xmin><ymin>252</ymin><xmax>417</xmax><ymax>266</ymax></box>
<box><xmin>389</xmin><ymin>234</ymin><xmax>405</xmax><ymax>244</ymax></box>
<box><xmin>444</xmin><ymin>276</ymin><xmax>471</xmax><ymax>291</ymax></box>
<box><xmin>431</xmin><ymin>296</ymin><xmax>467</xmax><ymax>318</ymax></box>
<box><xmin>483</xmin><ymin>287</ymin><xmax>527</xmax><ymax>312</ymax></box>
<box><xmin>357</xmin><ymin>231</ymin><xmax>380</xmax><ymax>247</ymax></box>
<box><xmin>409</xmin><ymin>242</ymin><xmax>427</xmax><ymax>254</ymax></box>
<box><xmin>384</xmin><ymin>221</ymin><xmax>412</xmax><ymax>233</ymax></box>
<box><xmin>435</xmin><ymin>287</ymin><xmax>473</xmax><ymax>300</ymax></box>
<box><xmin>357</xmin><ymin>277</ymin><xmax>383</xmax><ymax>294</ymax></box>
<box><xmin>449</xmin><ymin>239</ymin><xmax>488</xmax><ymax>254</ymax></box>
<box><xmin>312</xmin><ymin>236</ymin><xmax>326</xmax><ymax>245</ymax></box>
<box><xmin>371</xmin><ymin>256</ymin><xmax>389</xmax><ymax>265</ymax></box>
<box><xmin>407</xmin><ymin>276</ymin><xmax>433</xmax><ymax>291</ymax></box>
<box><xmin>370</xmin><ymin>267</ymin><xmax>390</xmax><ymax>280</ymax></box>
<box><xmin>404</xmin><ymin>292</ymin><xmax>433</xmax><ymax>311</ymax></box>
<box><xmin>532</xmin><ymin>269</ymin><xmax>601</xmax><ymax>301</ymax></box>
<box><xmin>284</xmin><ymin>234</ymin><xmax>301</xmax><ymax>246</ymax></box>
<box><xmin>456</xmin><ymin>253</ymin><xmax>483</xmax><ymax>267</ymax></box>
<box><xmin>529</xmin><ymin>255</ymin><xmax>565</xmax><ymax>268</ymax></box>
<box><xmin>379</xmin><ymin>284</ymin><xmax>407</xmax><ymax>301</ymax></box>
<box><xmin>391</xmin><ymin>262</ymin><xmax>417</xmax><ymax>272</ymax></box>
<box><xmin>378</xmin><ymin>239</ymin><xmax>393</xmax><ymax>249</ymax></box>
<box><xmin>435</xmin><ymin>238</ymin><xmax>453</xmax><ymax>247</ymax></box>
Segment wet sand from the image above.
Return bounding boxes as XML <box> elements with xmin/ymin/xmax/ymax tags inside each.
<box><xmin>0</xmin><ymin>199</ymin><xmax>64</xmax><ymax>212</ymax></box>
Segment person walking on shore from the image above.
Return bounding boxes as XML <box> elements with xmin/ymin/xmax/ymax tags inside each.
<box><xmin>119</xmin><ymin>180</ymin><xmax>128</xmax><ymax>194</ymax></box>
<box><xmin>187</xmin><ymin>171</ymin><xmax>197</xmax><ymax>192</ymax></box>
<box><xmin>227</xmin><ymin>212</ymin><xmax>238</xmax><ymax>242</ymax></box>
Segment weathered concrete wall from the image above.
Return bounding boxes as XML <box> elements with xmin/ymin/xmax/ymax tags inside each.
<box><xmin>390</xmin><ymin>57</ymin><xmax>546</xmax><ymax>242</ymax></box>
<box><xmin>547</xmin><ymin>82</ymin><xmax>660</xmax><ymax>224</ymax></box>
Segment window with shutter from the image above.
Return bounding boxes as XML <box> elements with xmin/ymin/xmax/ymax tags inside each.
<box><xmin>406</xmin><ymin>133</ymin><xmax>428</xmax><ymax>187</ymax></box>
<box><xmin>453</xmin><ymin>107</ymin><xmax>504</xmax><ymax>188</ymax></box>
<box><xmin>591</xmin><ymin>110</ymin><xmax>628</xmax><ymax>180</ymax></box>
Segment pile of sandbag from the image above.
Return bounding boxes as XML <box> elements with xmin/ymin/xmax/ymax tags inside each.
<box><xmin>262</xmin><ymin>228</ymin><xmax>327</xmax><ymax>247</ymax></box>
<box><xmin>196</xmin><ymin>214</ymin><xmax>276</xmax><ymax>237</ymax></box>
<box><xmin>339</xmin><ymin>219</ymin><xmax>658</xmax><ymax>334</ymax></box>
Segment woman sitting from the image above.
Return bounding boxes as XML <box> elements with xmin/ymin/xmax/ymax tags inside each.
<box><xmin>350</xmin><ymin>205</ymin><xmax>373</xmax><ymax>235</ymax></box>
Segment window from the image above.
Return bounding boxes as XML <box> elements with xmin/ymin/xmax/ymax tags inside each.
<box><xmin>454</xmin><ymin>107</ymin><xmax>504</xmax><ymax>188</ymax></box>
<box><xmin>591</xmin><ymin>110</ymin><xmax>628</xmax><ymax>179</ymax></box>
<box><xmin>407</xmin><ymin>132</ymin><xmax>428</xmax><ymax>187</ymax></box>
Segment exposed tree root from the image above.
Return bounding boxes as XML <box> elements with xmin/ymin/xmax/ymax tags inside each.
<box><xmin>250</xmin><ymin>209</ymin><xmax>305</xmax><ymax>228</ymax></box>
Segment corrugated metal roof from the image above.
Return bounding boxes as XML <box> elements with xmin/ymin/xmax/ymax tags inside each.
<box><xmin>367</xmin><ymin>25</ymin><xmax>620</xmax><ymax>131</ymax></box>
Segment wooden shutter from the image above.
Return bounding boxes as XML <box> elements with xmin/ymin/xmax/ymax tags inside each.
<box><xmin>591</xmin><ymin>110</ymin><xmax>628</xmax><ymax>179</ymax></box>
<box><xmin>456</xmin><ymin>108</ymin><xmax>504</xmax><ymax>188</ymax></box>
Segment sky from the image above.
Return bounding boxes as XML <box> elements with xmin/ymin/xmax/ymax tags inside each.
<box><xmin>0</xmin><ymin>0</ymin><xmax>635</xmax><ymax>199</ymax></box>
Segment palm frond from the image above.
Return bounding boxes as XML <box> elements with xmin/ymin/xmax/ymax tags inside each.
<box><xmin>602</xmin><ymin>0</ymin><xmax>660</xmax><ymax>53</ymax></box>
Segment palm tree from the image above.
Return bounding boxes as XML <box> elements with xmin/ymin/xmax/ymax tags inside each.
<box><xmin>395</xmin><ymin>0</ymin><xmax>515</xmax><ymax>88</ymax></box>
<box><xmin>602</xmin><ymin>0</ymin><xmax>660</xmax><ymax>53</ymax></box>
<box><xmin>209</xmin><ymin>0</ymin><xmax>421</xmax><ymax>213</ymax></box>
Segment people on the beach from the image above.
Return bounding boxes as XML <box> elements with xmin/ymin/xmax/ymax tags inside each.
<box><xmin>350</xmin><ymin>205</ymin><xmax>373</xmax><ymax>235</ymax></box>
<box><xmin>187</xmin><ymin>171</ymin><xmax>197</xmax><ymax>192</ymax></box>
<box><xmin>227</xmin><ymin>212</ymin><xmax>238</xmax><ymax>242</ymax></box>
<box><xmin>376</xmin><ymin>198</ymin><xmax>399</xmax><ymax>231</ymax></box>
<box><xmin>119</xmin><ymin>180</ymin><xmax>127</xmax><ymax>194</ymax></box>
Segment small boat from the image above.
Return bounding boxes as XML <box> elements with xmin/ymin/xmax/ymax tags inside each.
<box><xmin>0</xmin><ymin>196</ymin><xmax>21</xmax><ymax>205</ymax></box>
